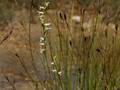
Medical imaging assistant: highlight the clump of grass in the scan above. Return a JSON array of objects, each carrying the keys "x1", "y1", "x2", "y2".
[
  {"x1": 1, "y1": 0, "x2": 120, "y2": 90},
  {"x1": 38, "y1": 0, "x2": 120, "y2": 90}
]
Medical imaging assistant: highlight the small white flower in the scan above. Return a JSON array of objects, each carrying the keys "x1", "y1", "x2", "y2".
[
  {"x1": 45, "y1": 27, "x2": 52, "y2": 31},
  {"x1": 51, "y1": 62, "x2": 54, "y2": 65},
  {"x1": 39, "y1": 6, "x2": 46, "y2": 10},
  {"x1": 45, "y1": 2, "x2": 50, "y2": 7},
  {"x1": 39, "y1": 15, "x2": 44, "y2": 18},
  {"x1": 44, "y1": 23, "x2": 51, "y2": 26},
  {"x1": 71, "y1": 15, "x2": 81, "y2": 22},
  {"x1": 40, "y1": 37, "x2": 44, "y2": 41},
  {"x1": 52, "y1": 69, "x2": 57, "y2": 72},
  {"x1": 40, "y1": 48, "x2": 45, "y2": 54},
  {"x1": 40, "y1": 42, "x2": 45, "y2": 46},
  {"x1": 39, "y1": 15, "x2": 45, "y2": 23},
  {"x1": 58, "y1": 71, "x2": 62, "y2": 76},
  {"x1": 37, "y1": 11, "x2": 44, "y2": 15}
]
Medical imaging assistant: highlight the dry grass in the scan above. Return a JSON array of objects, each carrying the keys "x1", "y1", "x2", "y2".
[{"x1": 0, "y1": 0, "x2": 120, "y2": 90}]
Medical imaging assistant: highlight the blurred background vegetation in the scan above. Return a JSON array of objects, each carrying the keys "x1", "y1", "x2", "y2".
[{"x1": 0, "y1": 0, "x2": 120, "y2": 26}]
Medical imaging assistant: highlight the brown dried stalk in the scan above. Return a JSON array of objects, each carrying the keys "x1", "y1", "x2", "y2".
[{"x1": 0, "y1": 30, "x2": 13, "y2": 45}]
